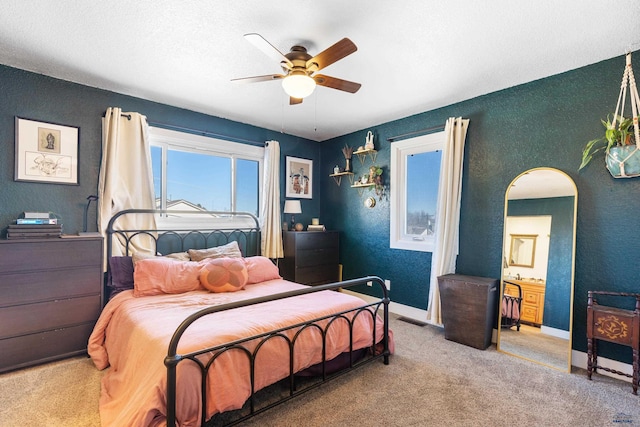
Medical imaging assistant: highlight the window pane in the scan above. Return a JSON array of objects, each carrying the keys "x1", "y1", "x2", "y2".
[
  {"x1": 406, "y1": 151, "x2": 441, "y2": 237},
  {"x1": 236, "y1": 159, "x2": 259, "y2": 216},
  {"x1": 151, "y1": 146, "x2": 162, "y2": 206},
  {"x1": 166, "y1": 149, "x2": 231, "y2": 211}
]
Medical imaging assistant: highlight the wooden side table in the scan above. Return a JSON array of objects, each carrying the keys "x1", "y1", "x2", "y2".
[{"x1": 586, "y1": 291, "x2": 640, "y2": 395}]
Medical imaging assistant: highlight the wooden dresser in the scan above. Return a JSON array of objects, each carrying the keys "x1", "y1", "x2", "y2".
[
  {"x1": 0, "y1": 236, "x2": 103, "y2": 373},
  {"x1": 505, "y1": 279, "x2": 546, "y2": 326},
  {"x1": 280, "y1": 231, "x2": 339, "y2": 286}
]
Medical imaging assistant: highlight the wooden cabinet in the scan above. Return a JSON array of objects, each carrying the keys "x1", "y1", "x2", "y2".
[
  {"x1": 506, "y1": 279, "x2": 545, "y2": 326},
  {"x1": 0, "y1": 237, "x2": 103, "y2": 373},
  {"x1": 280, "y1": 231, "x2": 339, "y2": 286}
]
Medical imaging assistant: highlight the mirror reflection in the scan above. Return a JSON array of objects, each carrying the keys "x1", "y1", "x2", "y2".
[
  {"x1": 497, "y1": 168, "x2": 577, "y2": 372},
  {"x1": 509, "y1": 234, "x2": 537, "y2": 267}
]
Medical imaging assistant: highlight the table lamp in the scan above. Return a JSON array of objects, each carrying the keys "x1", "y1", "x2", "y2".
[{"x1": 283, "y1": 200, "x2": 302, "y2": 231}]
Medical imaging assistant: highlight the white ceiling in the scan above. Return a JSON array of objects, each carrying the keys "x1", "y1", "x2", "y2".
[{"x1": 1, "y1": 1, "x2": 639, "y2": 142}]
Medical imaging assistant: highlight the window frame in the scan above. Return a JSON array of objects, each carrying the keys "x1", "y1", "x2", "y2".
[
  {"x1": 389, "y1": 131, "x2": 445, "y2": 252},
  {"x1": 148, "y1": 126, "x2": 264, "y2": 227}
]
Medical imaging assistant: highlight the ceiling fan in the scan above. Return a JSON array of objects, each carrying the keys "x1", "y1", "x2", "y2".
[{"x1": 232, "y1": 33, "x2": 361, "y2": 105}]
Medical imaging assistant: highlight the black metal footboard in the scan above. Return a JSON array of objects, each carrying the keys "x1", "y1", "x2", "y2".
[{"x1": 164, "y1": 277, "x2": 391, "y2": 427}]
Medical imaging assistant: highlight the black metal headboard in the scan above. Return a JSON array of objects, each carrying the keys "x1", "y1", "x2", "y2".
[{"x1": 105, "y1": 209, "x2": 261, "y2": 259}]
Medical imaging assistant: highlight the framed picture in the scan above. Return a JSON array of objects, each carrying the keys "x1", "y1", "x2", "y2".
[
  {"x1": 285, "y1": 156, "x2": 312, "y2": 199},
  {"x1": 14, "y1": 117, "x2": 79, "y2": 185}
]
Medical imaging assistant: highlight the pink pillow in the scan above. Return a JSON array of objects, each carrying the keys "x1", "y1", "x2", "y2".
[
  {"x1": 199, "y1": 257, "x2": 248, "y2": 293},
  {"x1": 133, "y1": 257, "x2": 202, "y2": 297},
  {"x1": 244, "y1": 256, "x2": 282, "y2": 284}
]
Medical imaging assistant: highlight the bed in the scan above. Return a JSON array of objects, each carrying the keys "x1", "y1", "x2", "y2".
[
  {"x1": 501, "y1": 280, "x2": 522, "y2": 331},
  {"x1": 88, "y1": 209, "x2": 393, "y2": 427}
]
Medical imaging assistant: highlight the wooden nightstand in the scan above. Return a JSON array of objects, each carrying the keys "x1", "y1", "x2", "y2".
[
  {"x1": 280, "y1": 231, "x2": 339, "y2": 286},
  {"x1": 0, "y1": 236, "x2": 103, "y2": 372},
  {"x1": 587, "y1": 290, "x2": 640, "y2": 395}
]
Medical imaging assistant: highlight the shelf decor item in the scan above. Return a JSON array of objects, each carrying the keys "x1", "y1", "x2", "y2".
[
  {"x1": 580, "y1": 53, "x2": 640, "y2": 178},
  {"x1": 364, "y1": 130, "x2": 374, "y2": 150},
  {"x1": 341, "y1": 144, "x2": 353, "y2": 172},
  {"x1": 14, "y1": 117, "x2": 80, "y2": 185}
]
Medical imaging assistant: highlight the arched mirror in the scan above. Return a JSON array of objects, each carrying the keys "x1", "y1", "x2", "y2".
[{"x1": 497, "y1": 167, "x2": 577, "y2": 372}]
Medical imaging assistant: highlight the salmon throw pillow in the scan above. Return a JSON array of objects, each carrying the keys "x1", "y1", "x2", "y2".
[{"x1": 199, "y1": 257, "x2": 248, "y2": 293}]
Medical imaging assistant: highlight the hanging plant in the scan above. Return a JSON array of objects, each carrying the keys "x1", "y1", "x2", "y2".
[
  {"x1": 579, "y1": 114, "x2": 635, "y2": 170},
  {"x1": 579, "y1": 52, "x2": 640, "y2": 178}
]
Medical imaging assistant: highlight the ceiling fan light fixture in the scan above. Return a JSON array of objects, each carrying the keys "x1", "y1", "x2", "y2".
[{"x1": 282, "y1": 72, "x2": 316, "y2": 99}]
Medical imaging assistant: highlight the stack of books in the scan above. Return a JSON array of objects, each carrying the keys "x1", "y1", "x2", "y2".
[
  {"x1": 7, "y1": 223, "x2": 63, "y2": 239},
  {"x1": 307, "y1": 224, "x2": 326, "y2": 232},
  {"x1": 8, "y1": 214, "x2": 62, "y2": 239}
]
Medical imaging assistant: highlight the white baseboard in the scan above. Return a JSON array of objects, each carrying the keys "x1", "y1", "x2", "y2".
[
  {"x1": 572, "y1": 350, "x2": 633, "y2": 383},
  {"x1": 342, "y1": 290, "x2": 633, "y2": 383},
  {"x1": 340, "y1": 289, "x2": 436, "y2": 326},
  {"x1": 540, "y1": 325, "x2": 570, "y2": 340}
]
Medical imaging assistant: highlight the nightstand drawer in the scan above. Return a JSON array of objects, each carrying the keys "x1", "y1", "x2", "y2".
[
  {"x1": 296, "y1": 265, "x2": 340, "y2": 285},
  {"x1": 292, "y1": 232, "x2": 338, "y2": 250},
  {"x1": 296, "y1": 248, "x2": 339, "y2": 267}
]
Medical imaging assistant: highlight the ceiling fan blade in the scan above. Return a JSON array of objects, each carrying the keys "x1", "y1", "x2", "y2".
[
  {"x1": 231, "y1": 74, "x2": 285, "y2": 84},
  {"x1": 307, "y1": 38, "x2": 357, "y2": 71},
  {"x1": 290, "y1": 97, "x2": 303, "y2": 105},
  {"x1": 244, "y1": 33, "x2": 293, "y2": 69},
  {"x1": 314, "y1": 74, "x2": 361, "y2": 93}
]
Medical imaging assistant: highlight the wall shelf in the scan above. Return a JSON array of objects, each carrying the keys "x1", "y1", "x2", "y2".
[
  {"x1": 350, "y1": 182, "x2": 375, "y2": 196},
  {"x1": 329, "y1": 172, "x2": 354, "y2": 186},
  {"x1": 353, "y1": 148, "x2": 377, "y2": 165}
]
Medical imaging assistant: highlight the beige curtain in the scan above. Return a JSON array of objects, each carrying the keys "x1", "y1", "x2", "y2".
[
  {"x1": 426, "y1": 117, "x2": 469, "y2": 325},
  {"x1": 260, "y1": 140, "x2": 284, "y2": 258},
  {"x1": 98, "y1": 107, "x2": 156, "y2": 259}
]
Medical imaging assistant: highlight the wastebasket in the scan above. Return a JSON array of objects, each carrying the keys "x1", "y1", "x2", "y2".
[{"x1": 437, "y1": 274, "x2": 499, "y2": 350}]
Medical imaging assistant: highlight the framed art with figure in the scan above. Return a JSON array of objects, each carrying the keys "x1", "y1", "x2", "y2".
[
  {"x1": 14, "y1": 117, "x2": 79, "y2": 185},
  {"x1": 285, "y1": 156, "x2": 312, "y2": 199}
]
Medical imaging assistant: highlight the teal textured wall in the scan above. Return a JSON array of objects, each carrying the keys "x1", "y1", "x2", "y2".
[{"x1": 320, "y1": 51, "x2": 640, "y2": 364}]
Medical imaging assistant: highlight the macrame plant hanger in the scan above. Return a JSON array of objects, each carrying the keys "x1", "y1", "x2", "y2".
[{"x1": 606, "y1": 52, "x2": 640, "y2": 178}]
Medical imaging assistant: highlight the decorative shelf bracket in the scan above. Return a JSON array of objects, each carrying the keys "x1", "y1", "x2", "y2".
[
  {"x1": 354, "y1": 149, "x2": 377, "y2": 165},
  {"x1": 350, "y1": 183, "x2": 375, "y2": 196},
  {"x1": 329, "y1": 172, "x2": 354, "y2": 186}
]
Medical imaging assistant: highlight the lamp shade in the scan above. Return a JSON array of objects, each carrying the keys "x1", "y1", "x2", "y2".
[
  {"x1": 283, "y1": 199, "x2": 302, "y2": 214},
  {"x1": 282, "y1": 72, "x2": 316, "y2": 99}
]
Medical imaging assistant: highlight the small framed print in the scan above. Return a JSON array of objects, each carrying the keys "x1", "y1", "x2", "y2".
[
  {"x1": 285, "y1": 156, "x2": 312, "y2": 199},
  {"x1": 14, "y1": 117, "x2": 79, "y2": 185}
]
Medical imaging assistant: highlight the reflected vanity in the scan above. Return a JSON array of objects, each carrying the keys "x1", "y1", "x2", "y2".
[{"x1": 497, "y1": 168, "x2": 577, "y2": 372}]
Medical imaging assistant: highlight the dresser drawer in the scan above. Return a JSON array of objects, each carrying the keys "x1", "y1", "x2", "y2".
[
  {"x1": 0, "y1": 238, "x2": 102, "y2": 273},
  {"x1": 296, "y1": 265, "x2": 340, "y2": 285},
  {"x1": 0, "y1": 294, "x2": 101, "y2": 340},
  {"x1": 0, "y1": 323, "x2": 95, "y2": 373},
  {"x1": 0, "y1": 267, "x2": 101, "y2": 307},
  {"x1": 292, "y1": 232, "x2": 338, "y2": 250},
  {"x1": 296, "y1": 248, "x2": 339, "y2": 267}
]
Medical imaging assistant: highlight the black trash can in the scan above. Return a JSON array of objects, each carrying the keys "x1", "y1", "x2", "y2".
[{"x1": 437, "y1": 274, "x2": 499, "y2": 350}]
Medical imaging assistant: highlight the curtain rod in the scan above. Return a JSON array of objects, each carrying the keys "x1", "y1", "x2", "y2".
[
  {"x1": 386, "y1": 124, "x2": 448, "y2": 142},
  {"x1": 113, "y1": 113, "x2": 264, "y2": 146},
  {"x1": 146, "y1": 121, "x2": 265, "y2": 147}
]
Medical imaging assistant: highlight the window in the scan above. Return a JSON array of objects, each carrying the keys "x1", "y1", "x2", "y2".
[
  {"x1": 390, "y1": 131, "x2": 444, "y2": 252},
  {"x1": 149, "y1": 127, "x2": 263, "y2": 219}
]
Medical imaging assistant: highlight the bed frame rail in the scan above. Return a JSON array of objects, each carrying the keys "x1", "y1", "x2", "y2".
[
  {"x1": 105, "y1": 208, "x2": 261, "y2": 259},
  {"x1": 164, "y1": 276, "x2": 391, "y2": 427}
]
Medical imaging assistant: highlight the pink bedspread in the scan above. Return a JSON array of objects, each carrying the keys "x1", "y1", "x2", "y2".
[{"x1": 88, "y1": 279, "x2": 393, "y2": 427}]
